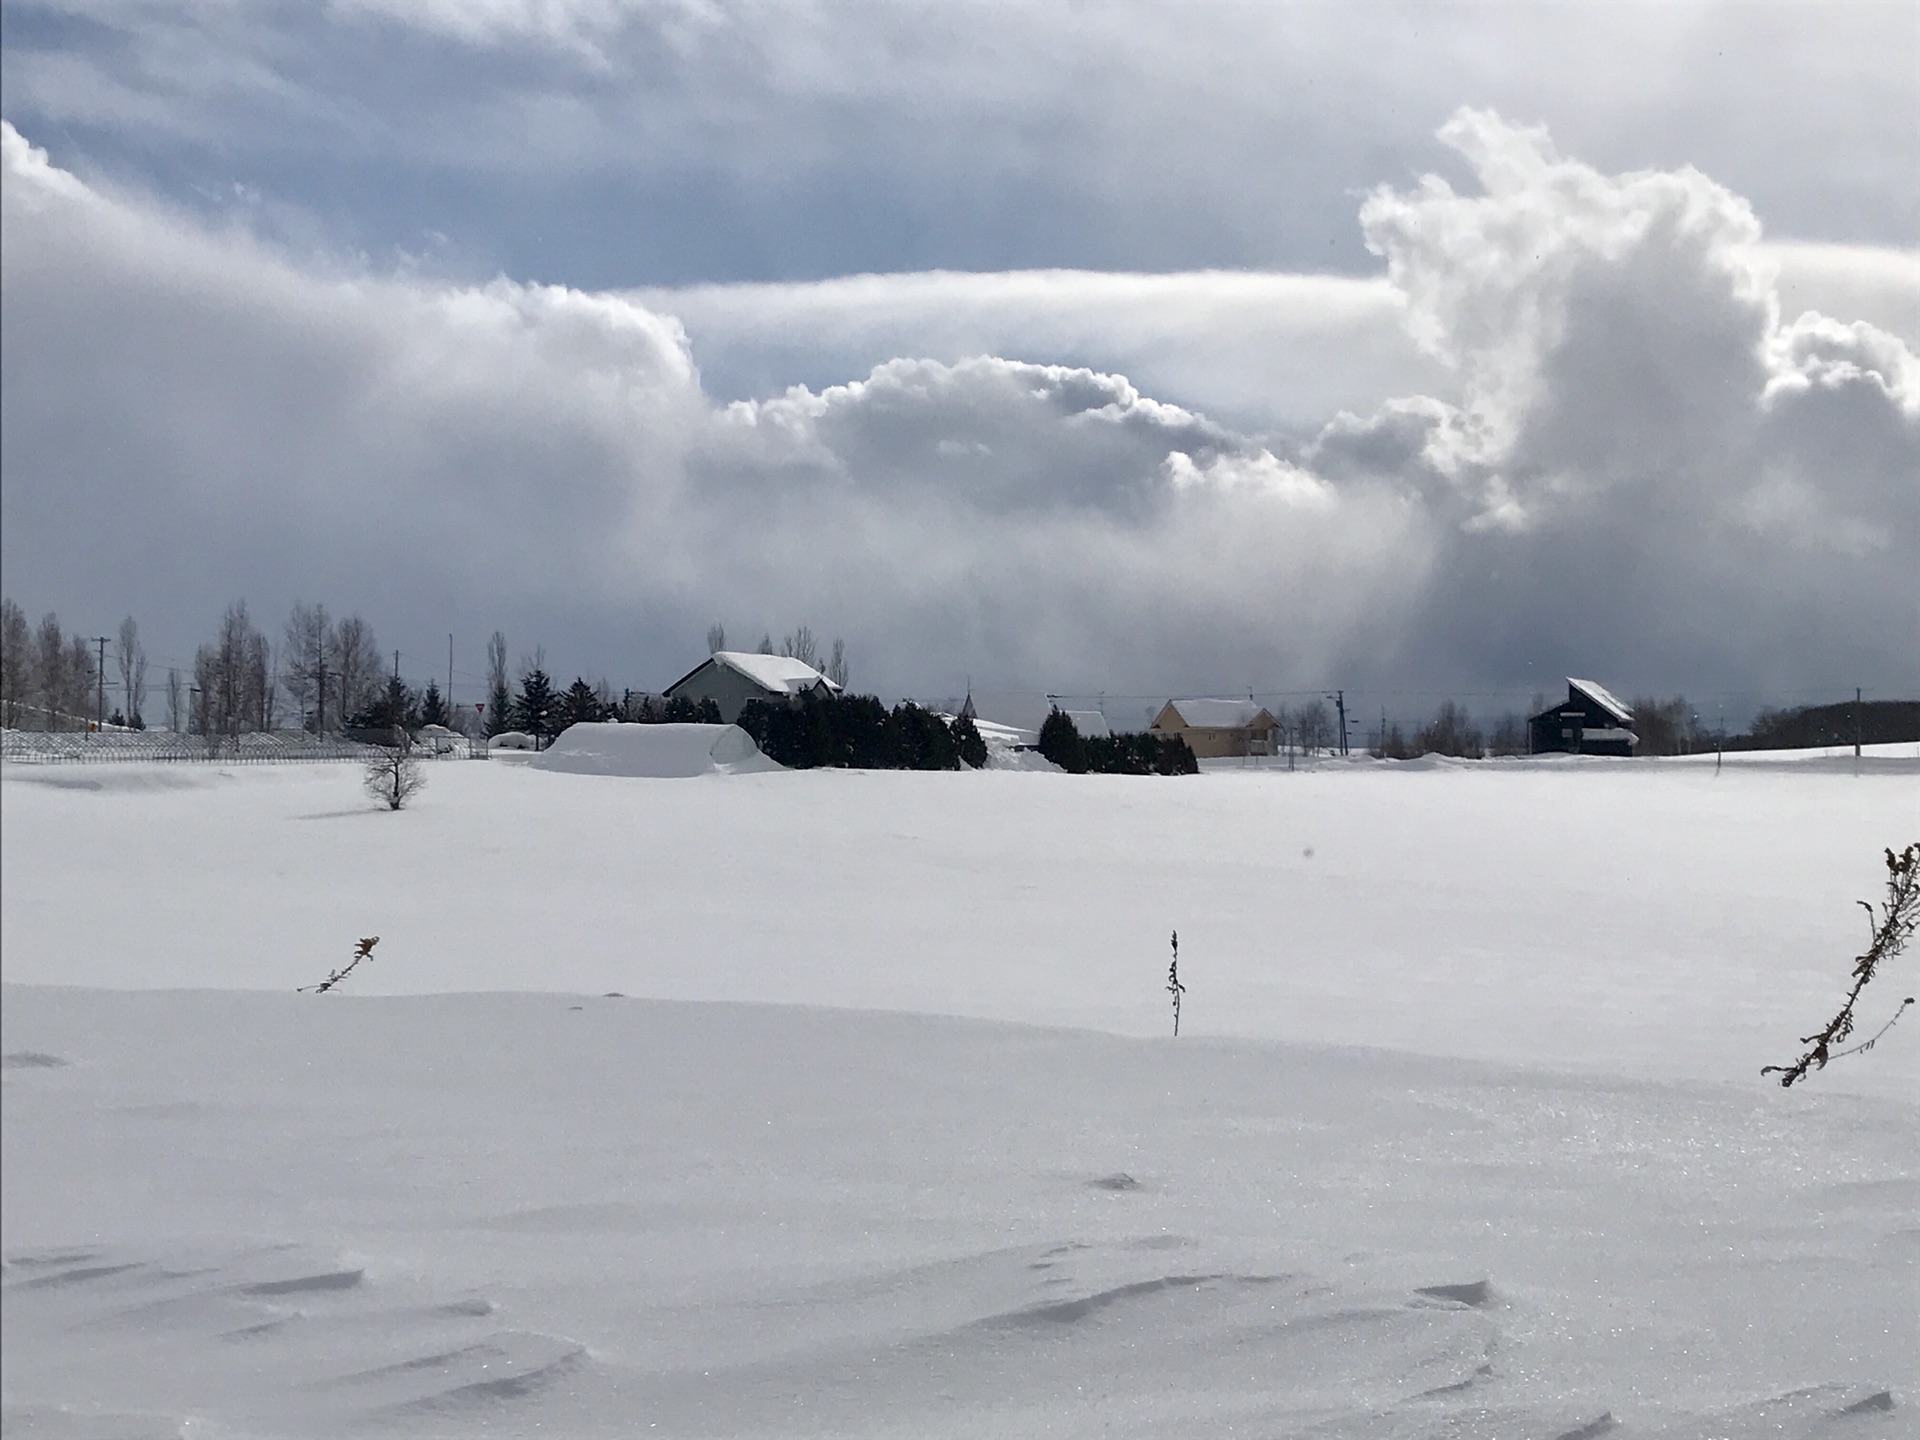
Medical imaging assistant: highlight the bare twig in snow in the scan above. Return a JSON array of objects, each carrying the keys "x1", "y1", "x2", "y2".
[
  {"x1": 1762, "y1": 844, "x2": 1918, "y2": 1086},
  {"x1": 300, "y1": 936, "x2": 379, "y2": 993}
]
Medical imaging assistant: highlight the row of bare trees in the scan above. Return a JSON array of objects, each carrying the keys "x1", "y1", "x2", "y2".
[
  {"x1": 0, "y1": 600, "x2": 149, "y2": 732},
  {"x1": 278, "y1": 601, "x2": 382, "y2": 733},
  {"x1": 0, "y1": 596, "x2": 387, "y2": 737},
  {"x1": 1371, "y1": 700, "x2": 1507, "y2": 760},
  {"x1": 195, "y1": 599, "x2": 384, "y2": 736}
]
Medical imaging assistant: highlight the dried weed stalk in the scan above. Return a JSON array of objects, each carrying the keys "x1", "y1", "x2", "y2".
[
  {"x1": 1763, "y1": 844, "x2": 1918, "y2": 1086},
  {"x1": 300, "y1": 936, "x2": 380, "y2": 994}
]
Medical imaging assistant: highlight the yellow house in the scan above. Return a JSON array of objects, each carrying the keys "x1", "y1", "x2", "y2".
[{"x1": 1149, "y1": 698, "x2": 1280, "y2": 758}]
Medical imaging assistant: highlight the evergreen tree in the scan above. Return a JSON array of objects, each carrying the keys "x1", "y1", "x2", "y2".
[
  {"x1": 352, "y1": 673, "x2": 420, "y2": 734},
  {"x1": 890, "y1": 702, "x2": 959, "y2": 769},
  {"x1": 951, "y1": 713, "x2": 988, "y2": 769},
  {"x1": 1038, "y1": 708, "x2": 1088, "y2": 773},
  {"x1": 561, "y1": 676, "x2": 606, "y2": 729},
  {"x1": 419, "y1": 679, "x2": 449, "y2": 727},
  {"x1": 512, "y1": 667, "x2": 560, "y2": 741}
]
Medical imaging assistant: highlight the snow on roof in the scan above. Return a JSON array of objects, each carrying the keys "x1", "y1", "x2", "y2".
[
  {"x1": 710, "y1": 651, "x2": 843, "y2": 696},
  {"x1": 1161, "y1": 698, "x2": 1276, "y2": 731},
  {"x1": 1062, "y1": 710, "x2": 1111, "y2": 739},
  {"x1": 1567, "y1": 678, "x2": 1633, "y2": 725},
  {"x1": 971, "y1": 719, "x2": 1035, "y2": 747}
]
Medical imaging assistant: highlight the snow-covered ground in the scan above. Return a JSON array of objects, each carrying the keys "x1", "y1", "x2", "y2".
[{"x1": 3, "y1": 750, "x2": 1916, "y2": 1436}]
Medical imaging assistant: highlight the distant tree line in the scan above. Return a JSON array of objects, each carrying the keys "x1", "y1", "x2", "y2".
[
  {"x1": 1731, "y1": 699, "x2": 1918, "y2": 751},
  {"x1": 13, "y1": 595, "x2": 1912, "y2": 761},
  {"x1": 1038, "y1": 709, "x2": 1199, "y2": 775},
  {"x1": 1364, "y1": 693, "x2": 1919, "y2": 760},
  {"x1": 1369, "y1": 700, "x2": 1506, "y2": 760}
]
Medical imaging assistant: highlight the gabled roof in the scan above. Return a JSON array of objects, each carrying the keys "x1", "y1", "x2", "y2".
[
  {"x1": 1156, "y1": 698, "x2": 1278, "y2": 731},
  {"x1": 1566, "y1": 677, "x2": 1632, "y2": 725},
  {"x1": 1061, "y1": 709, "x2": 1111, "y2": 739},
  {"x1": 665, "y1": 650, "x2": 844, "y2": 699}
]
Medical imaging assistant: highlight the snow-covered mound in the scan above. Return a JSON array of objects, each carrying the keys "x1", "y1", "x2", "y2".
[{"x1": 529, "y1": 722, "x2": 780, "y2": 777}]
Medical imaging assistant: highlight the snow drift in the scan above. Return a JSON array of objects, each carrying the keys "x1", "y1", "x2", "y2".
[
  {"x1": 3, "y1": 988, "x2": 1912, "y2": 1438},
  {"x1": 529, "y1": 722, "x2": 780, "y2": 778}
]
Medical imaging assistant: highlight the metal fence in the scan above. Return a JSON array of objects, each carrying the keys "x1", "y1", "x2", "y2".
[{"x1": 0, "y1": 729, "x2": 476, "y2": 765}]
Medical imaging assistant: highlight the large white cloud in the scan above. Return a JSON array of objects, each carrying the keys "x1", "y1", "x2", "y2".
[
  {"x1": 631, "y1": 269, "x2": 1453, "y2": 433},
  {"x1": 635, "y1": 245, "x2": 1917, "y2": 440},
  {"x1": 2, "y1": 114, "x2": 1914, "y2": 716}
]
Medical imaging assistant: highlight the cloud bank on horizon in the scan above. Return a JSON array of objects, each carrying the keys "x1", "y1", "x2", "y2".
[{"x1": 1, "y1": 109, "x2": 1915, "y2": 709}]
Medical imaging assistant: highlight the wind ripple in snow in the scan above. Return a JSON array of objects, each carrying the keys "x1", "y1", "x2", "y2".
[{"x1": 0, "y1": 1241, "x2": 569, "y2": 1436}]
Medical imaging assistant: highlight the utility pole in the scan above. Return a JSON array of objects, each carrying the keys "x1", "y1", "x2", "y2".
[
  {"x1": 315, "y1": 659, "x2": 328, "y2": 733},
  {"x1": 1855, "y1": 687, "x2": 1863, "y2": 759},
  {"x1": 93, "y1": 641, "x2": 108, "y2": 733},
  {"x1": 1329, "y1": 689, "x2": 1349, "y2": 756},
  {"x1": 448, "y1": 635, "x2": 455, "y2": 719}
]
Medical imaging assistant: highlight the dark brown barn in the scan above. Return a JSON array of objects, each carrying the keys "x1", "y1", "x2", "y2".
[{"x1": 1528, "y1": 678, "x2": 1636, "y2": 756}]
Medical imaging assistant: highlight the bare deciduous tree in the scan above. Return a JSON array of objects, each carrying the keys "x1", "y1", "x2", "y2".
[
  {"x1": 1415, "y1": 700, "x2": 1484, "y2": 758},
  {"x1": 0, "y1": 599, "x2": 31, "y2": 729},
  {"x1": 706, "y1": 621, "x2": 726, "y2": 654},
  {"x1": 194, "y1": 601, "x2": 271, "y2": 737},
  {"x1": 34, "y1": 613, "x2": 66, "y2": 729},
  {"x1": 782, "y1": 625, "x2": 820, "y2": 669},
  {"x1": 515, "y1": 644, "x2": 547, "y2": 719},
  {"x1": 63, "y1": 634, "x2": 97, "y2": 728},
  {"x1": 281, "y1": 601, "x2": 331, "y2": 730},
  {"x1": 485, "y1": 630, "x2": 510, "y2": 736},
  {"x1": 250, "y1": 633, "x2": 276, "y2": 731},
  {"x1": 364, "y1": 731, "x2": 426, "y2": 810},
  {"x1": 826, "y1": 637, "x2": 848, "y2": 688},
  {"x1": 1297, "y1": 698, "x2": 1332, "y2": 754},
  {"x1": 165, "y1": 667, "x2": 184, "y2": 733},
  {"x1": 116, "y1": 615, "x2": 147, "y2": 728},
  {"x1": 331, "y1": 615, "x2": 380, "y2": 723},
  {"x1": 1488, "y1": 713, "x2": 1527, "y2": 756}
]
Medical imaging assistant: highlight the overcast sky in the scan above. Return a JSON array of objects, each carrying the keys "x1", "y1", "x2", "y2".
[{"x1": 3, "y1": 1, "x2": 1916, "y2": 720}]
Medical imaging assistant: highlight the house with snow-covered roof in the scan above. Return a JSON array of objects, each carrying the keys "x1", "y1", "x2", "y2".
[
  {"x1": 663, "y1": 651, "x2": 844, "y2": 724},
  {"x1": 1527, "y1": 678, "x2": 1637, "y2": 757},
  {"x1": 1148, "y1": 698, "x2": 1279, "y2": 759}
]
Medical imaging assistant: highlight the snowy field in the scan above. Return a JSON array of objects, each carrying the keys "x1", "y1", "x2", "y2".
[{"x1": 3, "y1": 747, "x2": 1917, "y2": 1436}]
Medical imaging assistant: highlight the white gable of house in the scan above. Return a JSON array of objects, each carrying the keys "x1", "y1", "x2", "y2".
[
  {"x1": 712, "y1": 651, "x2": 843, "y2": 696},
  {"x1": 1165, "y1": 698, "x2": 1274, "y2": 730}
]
